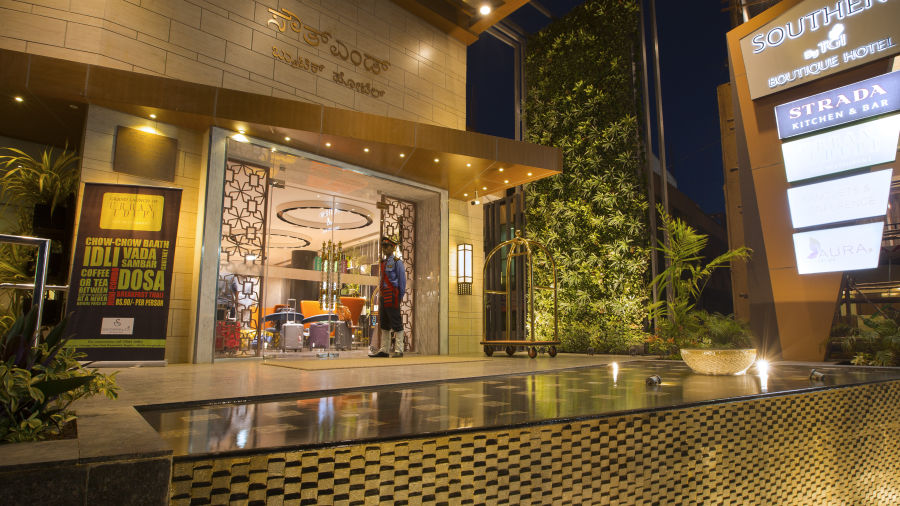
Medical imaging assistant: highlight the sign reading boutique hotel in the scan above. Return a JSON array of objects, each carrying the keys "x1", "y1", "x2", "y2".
[
  {"x1": 740, "y1": 0, "x2": 900, "y2": 100},
  {"x1": 67, "y1": 183, "x2": 181, "y2": 361}
]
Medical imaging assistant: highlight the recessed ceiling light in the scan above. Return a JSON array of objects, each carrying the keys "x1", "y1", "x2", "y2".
[
  {"x1": 504, "y1": 180, "x2": 509, "y2": 184},
  {"x1": 482, "y1": 186, "x2": 487, "y2": 190},
  {"x1": 479, "y1": 4, "x2": 492, "y2": 15},
  {"x1": 434, "y1": 158, "x2": 439, "y2": 163},
  {"x1": 285, "y1": 136, "x2": 291, "y2": 141},
  {"x1": 466, "y1": 163, "x2": 471, "y2": 167},
  {"x1": 364, "y1": 147, "x2": 370, "y2": 153},
  {"x1": 463, "y1": 193, "x2": 468, "y2": 197},
  {"x1": 238, "y1": 127, "x2": 246, "y2": 134},
  {"x1": 68, "y1": 104, "x2": 78, "y2": 109},
  {"x1": 271, "y1": 147, "x2": 276, "y2": 152},
  {"x1": 149, "y1": 113, "x2": 157, "y2": 119},
  {"x1": 498, "y1": 167, "x2": 504, "y2": 172},
  {"x1": 325, "y1": 142, "x2": 332, "y2": 147},
  {"x1": 527, "y1": 172, "x2": 533, "y2": 176},
  {"x1": 13, "y1": 96, "x2": 23, "y2": 103},
  {"x1": 400, "y1": 153, "x2": 405, "y2": 158}
]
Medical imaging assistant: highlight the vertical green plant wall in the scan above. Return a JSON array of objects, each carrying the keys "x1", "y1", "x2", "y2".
[{"x1": 524, "y1": 0, "x2": 649, "y2": 353}]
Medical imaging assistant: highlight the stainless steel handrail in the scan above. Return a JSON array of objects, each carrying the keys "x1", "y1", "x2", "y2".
[
  {"x1": 0, "y1": 234, "x2": 51, "y2": 343},
  {"x1": 0, "y1": 283, "x2": 68, "y2": 292}
]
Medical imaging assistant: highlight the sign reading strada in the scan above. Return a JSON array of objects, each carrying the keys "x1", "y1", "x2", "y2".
[
  {"x1": 775, "y1": 70, "x2": 900, "y2": 138},
  {"x1": 740, "y1": 0, "x2": 900, "y2": 100}
]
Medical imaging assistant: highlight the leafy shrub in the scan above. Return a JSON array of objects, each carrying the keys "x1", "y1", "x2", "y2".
[
  {"x1": 0, "y1": 309, "x2": 118, "y2": 443},
  {"x1": 831, "y1": 307, "x2": 900, "y2": 367},
  {"x1": 524, "y1": 0, "x2": 649, "y2": 353}
]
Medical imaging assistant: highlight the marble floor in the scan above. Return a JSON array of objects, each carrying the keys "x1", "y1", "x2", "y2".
[{"x1": 138, "y1": 361, "x2": 900, "y2": 457}]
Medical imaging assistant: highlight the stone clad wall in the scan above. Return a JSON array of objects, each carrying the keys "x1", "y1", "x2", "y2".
[
  {"x1": 0, "y1": 0, "x2": 466, "y2": 129},
  {"x1": 448, "y1": 199, "x2": 483, "y2": 355}
]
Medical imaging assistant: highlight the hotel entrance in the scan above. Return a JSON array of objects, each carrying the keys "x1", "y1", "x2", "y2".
[{"x1": 212, "y1": 134, "x2": 440, "y2": 360}]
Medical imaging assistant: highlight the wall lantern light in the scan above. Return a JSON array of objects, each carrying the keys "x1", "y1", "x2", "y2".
[{"x1": 457, "y1": 243, "x2": 473, "y2": 295}]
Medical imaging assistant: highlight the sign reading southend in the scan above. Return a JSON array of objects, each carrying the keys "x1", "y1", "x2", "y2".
[
  {"x1": 775, "y1": 70, "x2": 900, "y2": 138},
  {"x1": 793, "y1": 222, "x2": 883, "y2": 274},
  {"x1": 740, "y1": 0, "x2": 900, "y2": 100}
]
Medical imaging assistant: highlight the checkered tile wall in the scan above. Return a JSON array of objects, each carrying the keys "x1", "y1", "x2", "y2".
[{"x1": 172, "y1": 381, "x2": 900, "y2": 504}]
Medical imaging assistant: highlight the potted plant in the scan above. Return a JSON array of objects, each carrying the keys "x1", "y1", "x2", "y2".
[
  {"x1": 648, "y1": 206, "x2": 754, "y2": 375},
  {"x1": 0, "y1": 308, "x2": 118, "y2": 443}
]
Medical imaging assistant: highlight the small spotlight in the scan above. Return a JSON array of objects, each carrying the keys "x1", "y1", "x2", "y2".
[
  {"x1": 13, "y1": 96, "x2": 23, "y2": 103},
  {"x1": 527, "y1": 172, "x2": 533, "y2": 176},
  {"x1": 400, "y1": 153, "x2": 405, "y2": 158},
  {"x1": 238, "y1": 127, "x2": 246, "y2": 134},
  {"x1": 482, "y1": 186, "x2": 487, "y2": 190},
  {"x1": 646, "y1": 375, "x2": 662, "y2": 386},
  {"x1": 466, "y1": 163, "x2": 471, "y2": 167},
  {"x1": 498, "y1": 167, "x2": 504, "y2": 172},
  {"x1": 149, "y1": 113, "x2": 157, "y2": 119},
  {"x1": 463, "y1": 193, "x2": 468, "y2": 197},
  {"x1": 809, "y1": 369, "x2": 825, "y2": 382},
  {"x1": 755, "y1": 359, "x2": 769, "y2": 374},
  {"x1": 285, "y1": 136, "x2": 291, "y2": 141},
  {"x1": 434, "y1": 158, "x2": 440, "y2": 163},
  {"x1": 325, "y1": 142, "x2": 332, "y2": 147},
  {"x1": 270, "y1": 147, "x2": 276, "y2": 152},
  {"x1": 363, "y1": 147, "x2": 370, "y2": 153},
  {"x1": 504, "y1": 180, "x2": 509, "y2": 184},
  {"x1": 473, "y1": 200, "x2": 480, "y2": 205},
  {"x1": 479, "y1": 4, "x2": 492, "y2": 15}
]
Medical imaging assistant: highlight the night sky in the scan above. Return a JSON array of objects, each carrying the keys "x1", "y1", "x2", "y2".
[{"x1": 467, "y1": 0, "x2": 733, "y2": 216}]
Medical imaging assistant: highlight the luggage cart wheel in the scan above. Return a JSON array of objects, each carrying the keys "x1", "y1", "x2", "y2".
[
  {"x1": 484, "y1": 345, "x2": 494, "y2": 357},
  {"x1": 505, "y1": 346, "x2": 516, "y2": 356},
  {"x1": 528, "y1": 347, "x2": 537, "y2": 359},
  {"x1": 548, "y1": 345, "x2": 557, "y2": 357}
]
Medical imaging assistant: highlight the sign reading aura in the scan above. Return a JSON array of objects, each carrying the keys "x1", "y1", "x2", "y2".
[
  {"x1": 66, "y1": 183, "x2": 181, "y2": 361},
  {"x1": 740, "y1": 0, "x2": 900, "y2": 100}
]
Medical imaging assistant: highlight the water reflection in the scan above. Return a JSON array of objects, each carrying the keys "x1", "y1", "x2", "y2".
[{"x1": 140, "y1": 362, "x2": 900, "y2": 457}]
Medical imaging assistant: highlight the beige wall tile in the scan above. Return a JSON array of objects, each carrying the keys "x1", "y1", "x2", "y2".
[
  {"x1": 142, "y1": 0, "x2": 201, "y2": 28},
  {"x1": 200, "y1": 8, "x2": 252, "y2": 49},
  {"x1": 32, "y1": 5, "x2": 104, "y2": 26},
  {"x1": 198, "y1": 53, "x2": 249, "y2": 79},
  {"x1": 166, "y1": 51, "x2": 222, "y2": 87},
  {"x1": 317, "y1": 77, "x2": 355, "y2": 109},
  {"x1": 104, "y1": 0, "x2": 170, "y2": 41},
  {"x1": 0, "y1": 1, "x2": 35, "y2": 14},
  {"x1": 225, "y1": 41, "x2": 274, "y2": 79},
  {"x1": 403, "y1": 93, "x2": 432, "y2": 121},
  {"x1": 0, "y1": 35, "x2": 27, "y2": 52},
  {"x1": 204, "y1": 0, "x2": 253, "y2": 20},
  {"x1": 70, "y1": 0, "x2": 104, "y2": 17},
  {"x1": 170, "y1": 20, "x2": 225, "y2": 60},
  {"x1": 223, "y1": 71, "x2": 272, "y2": 96},
  {"x1": 30, "y1": 0, "x2": 68, "y2": 10},
  {"x1": 272, "y1": 58, "x2": 317, "y2": 94},
  {"x1": 1, "y1": 8, "x2": 67, "y2": 46}
]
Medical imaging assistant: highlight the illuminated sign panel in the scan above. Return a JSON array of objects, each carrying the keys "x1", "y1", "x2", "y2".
[
  {"x1": 740, "y1": 0, "x2": 900, "y2": 100},
  {"x1": 793, "y1": 222, "x2": 883, "y2": 274},
  {"x1": 774, "y1": 70, "x2": 900, "y2": 139},
  {"x1": 781, "y1": 113, "x2": 900, "y2": 182},
  {"x1": 787, "y1": 169, "x2": 892, "y2": 228}
]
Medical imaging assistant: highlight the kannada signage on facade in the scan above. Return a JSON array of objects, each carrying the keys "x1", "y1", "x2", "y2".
[
  {"x1": 781, "y1": 113, "x2": 900, "y2": 181},
  {"x1": 740, "y1": 0, "x2": 900, "y2": 100},
  {"x1": 66, "y1": 183, "x2": 181, "y2": 361},
  {"x1": 787, "y1": 169, "x2": 892, "y2": 228},
  {"x1": 792, "y1": 221, "x2": 884, "y2": 274},
  {"x1": 775, "y1": 70, "x2": 900, "y2": 138}
]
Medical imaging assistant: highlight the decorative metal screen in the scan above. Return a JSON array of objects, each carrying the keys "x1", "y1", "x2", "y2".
[
  {"x1": 219, "y1": 160, "x2": 268, "y2": 348},
  {"x1": 380, "y1": 196, "x2": 415, "y2": 352}
]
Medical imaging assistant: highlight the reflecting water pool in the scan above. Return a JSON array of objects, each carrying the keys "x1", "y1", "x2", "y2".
[{"x1": 139, "y1": 361, "x2": 900, "y2": 457}]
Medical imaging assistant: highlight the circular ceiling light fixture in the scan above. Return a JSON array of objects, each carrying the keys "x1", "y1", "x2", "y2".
[
  {"x1": 267, "y1": 229, "x2": 312, "y2": 248},
  {"x1": 479, "y1": 4, "x2": 492, "y2": 15},
  {"x1": 276, "y1": 200, "x2": 374, "y2": 230}
]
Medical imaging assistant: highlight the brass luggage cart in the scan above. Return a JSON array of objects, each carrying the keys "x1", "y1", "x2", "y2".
[{"x1": 481, "y1": 231, "x2": 559, "y2": 358}]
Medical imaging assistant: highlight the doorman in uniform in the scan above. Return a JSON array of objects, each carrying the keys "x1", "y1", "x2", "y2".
[{"x1": 370, "y1": 236, "x2": 406, "y2": 358}]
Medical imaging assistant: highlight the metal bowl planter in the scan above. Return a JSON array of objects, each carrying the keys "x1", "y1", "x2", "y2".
[{"x1": 680, "y1": 348, "x2": 757, "y2": 375}]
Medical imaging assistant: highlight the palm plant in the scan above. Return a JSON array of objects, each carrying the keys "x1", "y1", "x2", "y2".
[
  {"x1": 0, "y1": 146, "x2": 80, "y2": 216},
  {"x1": 649, "y1": 205, "x2": 751, "y2": 349}
]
